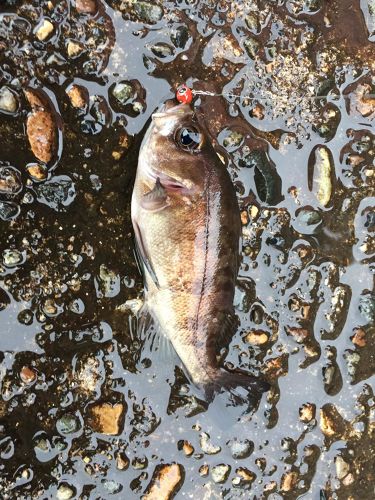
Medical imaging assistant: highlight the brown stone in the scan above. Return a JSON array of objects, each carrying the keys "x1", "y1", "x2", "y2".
[
  {"x1": 236, "y1": 467, "x2": 255, "y2": 482},
  {"x1": 240, "y1": 210, "x2": 249, "y2": 225},
  {"x1": 87, "y1": 402, "x2": 125, "y2": 435},
  {"x1": 25, "y1": 89, "x2": 58, "y2": 164},
  {"x1": 144, "y1": 463, "x2": 183, "y2": 500},
  {"x1": 280, "y1": 471, "x2": 298, "y2": 492},
  {"x1": 26, "y1": 163, "x2": 48, "y2": 182},
  {"x1": 75, "y1": 0, "x2": 98, "y2": 15},
  {"x1": 351, "y1": 328, "x2": 366, "y2": 347},
  {"x1": 285, "y1": 326, "x2": 309, "y2": 343},
  {"x1": 20, "y1": 366, "x2": 37, "y2": 384},
  {"x1": 320, "y1": 404, "x2": 349, "y2": 439},
  {"x1": 181, "y1": 441, "x2": 194, "y2": 457},
  {"x1": 350, "y1": 83, "x2": 375, "y2": 118},
  {"x1": 299, "y1": 403, "x2": 316, "y2": 423},
  {"x1": 244, "y1": 329, "x2": 269, "y2": 345},
  {"x1": 66, "y1": 84, "x2": 88, "y2": 109}
]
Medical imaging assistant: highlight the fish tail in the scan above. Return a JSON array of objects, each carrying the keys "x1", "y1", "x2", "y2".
[{"x1": 202, "y1": 369, "x2": 270, "y2": 402}]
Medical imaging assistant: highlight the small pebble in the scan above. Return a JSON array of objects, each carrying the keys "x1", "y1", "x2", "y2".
[
  {"x1": 299, "y1": 403, "x2": 316, "y2": 423},
  {"x1": 200, "y1": 432, "x2": 221, "y2": 454},
  {"x1": 211, "y1": 464, "x2": 231, "y2": 483},
  {"x1": 35, "y1": 19, "x2": 54, "y2": 41},
  {"x1": 56, "y1": 483, "x2": 76, "y2": 500},
  {"x1": 0, "y1": 87, "x2": 18, "y2": 113},
  {"x1": 20, "y1": 366, "x2": 37, "y2": 384},
  {"x1": 3, "y1": 249, "x2": 23, "y2": 267},
  {"x1": 335, "y1": 456, "x2": 349, "y2": 480}
]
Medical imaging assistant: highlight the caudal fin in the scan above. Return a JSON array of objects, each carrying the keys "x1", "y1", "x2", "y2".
[{"x1": 201, "y1": 368, "x2": 270, "y2": 402}]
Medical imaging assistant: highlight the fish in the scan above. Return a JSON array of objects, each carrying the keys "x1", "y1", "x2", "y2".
[{"x1": 131, "y1": 99, "x2": 269, "y2": 400}]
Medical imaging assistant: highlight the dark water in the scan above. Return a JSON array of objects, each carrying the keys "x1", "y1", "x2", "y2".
[{"x1": 0, "y1": 1, "x2": 374, "y2": 498}]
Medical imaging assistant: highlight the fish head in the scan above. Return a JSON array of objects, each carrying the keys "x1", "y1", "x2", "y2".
[{"x1": 138, "y1": 99, "x2": 217, "y2": 196}]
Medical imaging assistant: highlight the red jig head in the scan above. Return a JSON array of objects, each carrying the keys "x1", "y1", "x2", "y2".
[{"x1": 176, "y1": 84, "x2": 193, "y2": 104}]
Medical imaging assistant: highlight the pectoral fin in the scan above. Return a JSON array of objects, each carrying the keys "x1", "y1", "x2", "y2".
[
  {"x1": 141, "y1": 178, "x2": 169, "y2": 212},
  {"x1": 133, "y1": 219, "x2": 160, "y2": 289}
]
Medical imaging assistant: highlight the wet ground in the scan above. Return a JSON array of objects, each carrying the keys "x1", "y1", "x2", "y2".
[{"x1": 0, "y1": 0, "x2": 374, "y2": 498}]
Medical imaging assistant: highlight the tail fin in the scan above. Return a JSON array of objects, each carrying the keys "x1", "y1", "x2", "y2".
[{"x1": 201, "y1": 368, "x2": 270, "y2": 403}]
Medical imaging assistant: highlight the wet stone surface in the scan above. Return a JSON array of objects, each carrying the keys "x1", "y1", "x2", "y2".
[{"x1": 0, "y1": 0, "x2": 374, "y2": 498}]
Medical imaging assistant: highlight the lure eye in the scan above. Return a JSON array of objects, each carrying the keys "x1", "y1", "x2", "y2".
[{"x1": 176, "y1": 126, "x2": 202, "y2": 151}]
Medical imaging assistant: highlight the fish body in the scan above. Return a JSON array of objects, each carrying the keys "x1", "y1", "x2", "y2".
[{"x1": 131, "y1": 100, "x2": 268, "y2": 398}]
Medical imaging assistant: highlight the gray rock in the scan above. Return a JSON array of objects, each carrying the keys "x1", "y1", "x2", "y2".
[
  {"x1": 33, "y1": 175, "x2": 76, "y2": 211},
  {"x1": 134, "y1": 2, "x2": 163, "y2": 24},
  {"x1": 0, "y1": 201, "x2": 20, "y2": 220},
  {"x1": 0, "y1": 166, "x2": 22, "y2": 195},
  {"x1": 112, "y1": 82, "x2": 133, "y2": 105},
  {"x1": 212, "y1": 464, "x2": 231, "y2": 483},
  {"x1": 56, "y1": 483, "x2": 76, "y2": 500},
  {"x1": 0, "y1": 87, "x2": 18, "y2": 113},
  {"x1": 56, "y1": 413, "x2": 81, "y2": 435},
  {"x1": 3, "y1": 249, "x2": 24, "y2": 268}
]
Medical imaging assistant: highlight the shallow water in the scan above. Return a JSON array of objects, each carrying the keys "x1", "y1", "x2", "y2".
[{"x1": 0, "y1": 0, "x2": 374, "y2": 498}]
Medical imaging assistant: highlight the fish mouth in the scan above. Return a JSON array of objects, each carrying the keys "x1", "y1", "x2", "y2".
[{"x1": 147, "y1": 167, "x2": 191, "y2": 193}]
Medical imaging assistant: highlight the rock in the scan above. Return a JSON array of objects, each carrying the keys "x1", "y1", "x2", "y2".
[
  {"x1": 56, "y1": 483, "x2": 76, "y2": 500},
  {"x1": 235, "y1": 467, "x2": 255, "y2": 483},
  {"x1": 280, "y1": 471, "x2": 298, "y2": 492},
  {"x1": 76, "y1": 0, "x2": 98, "y2": 14},
  {"x1": 199, "y1": 464, "x2": 209, "y2": 477},
  {"x1": 294, "y1": 207, "x2": 322, "y2": 234},
  {"x1": 244, "y1": 37, "x2": 259, "y2": 58},
  {"x1": 0, "y1": 87, "x2": 18, "y2": 113},
  {"x1": 200, "y1": 432, "x2": 221, "y2": 454},
  {"x1": 211, "y1": 464, "x2": 231, "y2": 483},
  {"x1": 103, "y1": 480, "x2": 122, "y2": 494},
  {"x1": 25, "y1": 88, "x2": 58, "y2": 164},
  {"x1": 67, "y1": 41, "x2": 84, "y2": 58},
  {"x1": 359, "y1": 293, "x2": 375, "y2": 323},
  {"x1": 335, "y1": 456, "x2": 349, "y2": 480},
  {"x1": 244, "y1": 330, "x2": 269, "y2": 345},
  {"x1": 308, "y1": 146, "x2": 334, "y2": 207},
  {"x1": 349, "y1": 83, "x2": 375, "y2": 119},
  {"x1": 116, "y1": 451, "x2": 129, "y2": 470},
  {"x1": 18, "y1": 309, "x2": 34, "y2": 325},
  {"x1": 344, "y1": 351, "x2": 360, "y2": 377},
  {"x1": 320, "y1": 404, "x2": 348, "y2": 439},
  {"x1": 33, "y1": 175, "x2": 76, "y2": 211},
  {"x1": 112, "y1": 82, "x2": 133, "y2": 105},
  {"x1": 66, "y1": 84, "x2": 88, "y2": 109},
  {"x1": 134, "y1": 2, "x2": 164, "y2": 24},
  {"x1": 144, "y1": 463, "x2": 183, "y2": 500},
  {"x1": 20, "y1": 366, "x2": 37, "y2": 384},
  {"x1": 96, "y1": 264, "x2": 121, "y2": 298},
  {"x1": 35, "y1": 19, "x2": 54, "y2": 41},
  {"x1": 222, "y1": 130, "x2": 244, "y2": 151},
  {"x1": 56, "y1": 413, "x2": 81, "y2": 435},
  {"x1": 3, "y1": 249, "x2": 24, "y2": 267},
  {"x1": 0, "y1": 201, "x2": 20, "y2": 221},
  {"x1": 149, "y1": 42, "x2": 174, "y2": 58},
  {"x1": 26, "y1": 163, "x2": 48, "y2": 182},
  {"x1": 178, "y1": 440, "x2": 194, "y2": 456},
  {"x1": 0, "y1": 166, "x2": 22, "y2": 194},
  {"x1": 285, "y1": 326, "x2": 309, "y2": 343},
  {"x1": 87, "y1": 402, "x2": 125, "y2": 435},
  {"x1": 170, "y1": 25, "x2": 190, "y2": 49},
  {"x1": 299, "y1": 403, "x2": 316, "y2": 423},
  {"x1": 351, "y1": 328, "x2": 366, "y2": 347},
  {"x1": 42, "y1": 298, "x2": 58, "y2": 316},
  {"x1": 229, "y1": 438, "x2": 253, "y2": 459}
]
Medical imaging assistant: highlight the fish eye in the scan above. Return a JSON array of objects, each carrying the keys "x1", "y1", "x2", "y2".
[{"x1": 175, "y1": 126, "x2": 202, "y2": 151}]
